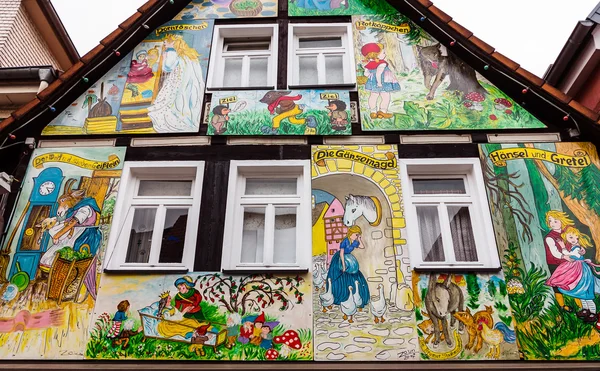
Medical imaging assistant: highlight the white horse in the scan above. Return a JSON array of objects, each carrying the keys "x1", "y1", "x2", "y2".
[{"x1": 343, "y1": 194, "x2": 382, "y2": 227}]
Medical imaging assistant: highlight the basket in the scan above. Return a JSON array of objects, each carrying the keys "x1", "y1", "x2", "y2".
[
  {"x1": 229, "y1": 0, "x2": 263, "y2": 17},
  {"x1": 47, "y1": 256, "x2": 94, "y2": 305}
]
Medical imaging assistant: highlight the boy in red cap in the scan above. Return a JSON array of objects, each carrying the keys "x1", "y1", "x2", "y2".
[
  {"x1": 250, "y1": 312, "x2": 265, "y2": 345},
  {"x1": 360, "y1": 43, "x2": 400, "y2": 120}
]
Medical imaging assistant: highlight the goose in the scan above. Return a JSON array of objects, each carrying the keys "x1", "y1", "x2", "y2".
[
  {"x1": 353, "y1": 280, "x2": 364, "y2": 312},
  {"x1": 313, "y1": 263, "x2": 325, "y2": 292},
  {"x1": 370, "y1": 283, "x2": 387, "y2": 324},
  {"x1": 319, "y1": 278, "x2": 334, "y2": 312},
  {"x1": 341, "y1": 286, "x2": 357, "y2": 323}
]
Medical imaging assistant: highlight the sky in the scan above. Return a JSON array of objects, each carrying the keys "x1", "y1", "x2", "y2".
[{"x1": 52, "y1": 0, "x2": 599, "y2": 77}]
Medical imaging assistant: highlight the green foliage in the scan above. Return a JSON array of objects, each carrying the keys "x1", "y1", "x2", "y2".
[
  {"x1": 487, "y1": 280, "x2": 497, "y2": 298},
  {"x1": 498, "y1": 314, "x2": 513, "y2": 327},
  {"x1": 465, "y1": 274, "x2": 480, "y2": 309},
  {"x1": 207, "y1": 108, "x2": 349, "y2": 136},
  {"x1": 289, "y1": 0, "x2": 396, "y2": 17},
  {"x1": 498, "y1": 280, "x2": 508, "y2": 297},
  {"x1": 554, "y1": 165, "x2": 584, "y2": 201},
  {"x1": 415, "y1": 307, "x2": 423, "y2": 322},
  {"x1": 494, "y1": 301, "x2": 508, "y2": 312},
  {"x1": 57, "y1": 247, "x2": 92, "y2": 262},
  {"x1": 579, "y1": 164, "x2": 600, "y2": 215},
  {"x1": 101, "y1": 198, "x2": 115, "y2": 217},
  {"x1": 508, "y1": 264, "x2": 551, "y2": 323},
  {"x1": 363, "y1": 13, "x2": 427, "y2": 45}
]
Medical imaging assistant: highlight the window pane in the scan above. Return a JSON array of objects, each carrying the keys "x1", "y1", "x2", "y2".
[
  {"x1": 299, "y1": 37, "x2": 342, "y2": 49},
  {"x1": 138, "y1": 180, "x2": 192, "y2": 197},
  {"x1": 325, "y1": 55, "x2": 344, "y2": 84},
  {"x1": 159, "y1": 208, "x2": 189, "y2": 263},
  {"x1": 125, "y1": 208, "x2": 157, "y2": 263},
  {"x1": 416, "y1": 206, "x2": 445, "y2": 262},
  {"x1": 245, "y1": 178, "x2": 297, "y2": 195},
  {"x1": 412, "y1": 179, "x2": 466, "y2": 195},
  {"x1": 241, "y1": 207, "x2": 265, "y2": 264},
  {"x1": 225, "y1": 42, "x2": 270, "y2": 52},
  {"x1": 249, "y1": 57, "x2": 269, "y2": 87},
  {"x1": 448, "y1": 206, "x2": 478, "y2": 262},
  {"x1": 299, "y1": 55, "x2": 318, "y2": 85},
  {"x1": 223, "y1": 58, "x2": 243, "y2": 87},
  {"x1": 273, "y1": 207, "x2": 297, "y2": 264}
]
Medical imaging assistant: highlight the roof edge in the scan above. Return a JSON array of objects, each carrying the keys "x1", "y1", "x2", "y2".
[{"x1": 34, "y1": 0, "x2": 80, "y2": 65}]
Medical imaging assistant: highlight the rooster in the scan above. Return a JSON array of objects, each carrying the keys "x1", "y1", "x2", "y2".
[{"x1": 479, "y1": 321, "x2": 516, "y2": 359}]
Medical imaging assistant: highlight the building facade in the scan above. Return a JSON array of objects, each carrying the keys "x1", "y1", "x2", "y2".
[{"x1": 1, "y1": 0, "x2": 600, "y2": 368}]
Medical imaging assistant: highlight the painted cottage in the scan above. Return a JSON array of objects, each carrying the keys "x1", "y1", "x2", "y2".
[{"x1": 1, "y1": 0, "x2": 600, "y2": 369}]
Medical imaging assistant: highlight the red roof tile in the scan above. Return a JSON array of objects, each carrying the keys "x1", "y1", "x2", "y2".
[
  {"x1": 11, "y1": 98, "x2": 41, "y2": 120},
  {"x1": 416, "y1": 0, "x2": 433, "y2": 7},
  {"x1": 467, "y1": 35, "x2": 495, "y2": 54},
  {"x1": 101, "y1": 28, "x2": 125, "y2": 47},
  {"x1": 516, "y1": 67, "x2": 544, "y2": 87},
  {"x1": 491, "y1": 52, "x2": 519, "y2": 71},
  {"x1": 138, "y1": 0, "x2": 161, "y2": 14},
  {"x1": 119, "y1": 12, "x2": 143, "y2": 31},
  {"x1": 428, "y1": 5, "x2": 452, "y2": 24},
  {"x1": 569, "y1": 100, "x2": 600, "y2": 122},
  {"x1": 0, "y1": 116, "x2": 15, "y2": 133},
  {"x1": 81, "y1": 44, "x2": 105, "y2": 64},
  {"x1": 448, "y1": 21, "x2": 473, "y2": 39},
  {"x1": 36, "y1": 79, "x2": 63, "y2": 101},
  {"x1": 541, "y1": 82, "x2": 572, "y2": 104},
  {"x1": 58, "y1": 61, "x2": 85, "y2": 81}
]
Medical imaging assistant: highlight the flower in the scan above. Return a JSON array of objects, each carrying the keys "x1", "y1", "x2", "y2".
[{"x1": 507, "y1": 279, "x2": 525, "y2": 295}]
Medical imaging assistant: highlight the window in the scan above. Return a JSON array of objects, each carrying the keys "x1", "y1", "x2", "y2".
[
  {"x1": 399, "y1": 158, "x2": 500, "y2": 270},
  {"x1": 288, "y1": 24, "x2": 356, "y2": 87},
  {"x1": 221, "y1": 160, "x2": 311, "y2": 271},
  {"x1": 208, "y1": 25, "x2": 278, "y2": 89},
  {"x1": 104, "y1": 162, "x2": 204, "y2": 271}
]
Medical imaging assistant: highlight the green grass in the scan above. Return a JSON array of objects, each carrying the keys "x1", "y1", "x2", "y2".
[
  {"x1": 288, "y1": 0, "x2": 395, "y2": 17},
  {"x1": 207, "y1": 108, "x2": 351, "y2": 136},
  {"x1": 85, "y1": 304, "x2": 312, "y2": 361}
]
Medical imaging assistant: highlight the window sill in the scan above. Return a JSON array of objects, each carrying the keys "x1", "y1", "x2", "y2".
[
  {"x1": 207, "y1": 86, "x2": 275, "y2": 91},
  {"x1": 288, "y1": 83, "x2": 356, "y2": 89},
  {"x1": 413, "y1": 265, "x2": 502, "y2": 273},
  {"x1": 223, "y1": 268, "x2": 309, "y2": 275},
  {"x1": 104, "y1": 267, "x2": 190, "y2": 274}
]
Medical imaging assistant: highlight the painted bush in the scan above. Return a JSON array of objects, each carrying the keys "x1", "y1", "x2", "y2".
[
  {"x1": 175, "y1": 0, "x2": 278, "y2": 19},
  {"x1": 413, "y1": 273, "x2": 519, "y2": 360},
  {"x1": 86, "y1": 273, "x2": 312, "y2": 360},
  {"x1": 0, "y1": 147, "x2": 125, "y2": 359},
  {"x1": 352, "y1": 14, "x2": 545, "y2": 131},
  {"x1": 43, "y1": 14, "x2": 214, "y2": 135},
  {"x1": 289, "y1": 0, "x2": 394, "y2": 16},
  {"x1": 311, "y1": 145, "x2": 418, "y2": 361},
  {"x1": 480, "y1": 142, "x2": 600, "y2": 359},
  {"x1": 207, "y1": 90, "x2": 351, "y2": 136}
]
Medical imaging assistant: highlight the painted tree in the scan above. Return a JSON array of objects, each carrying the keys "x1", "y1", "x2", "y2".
[
  {"x1": 465, "y1": 274, "x2": 480, "y2": 309},
  {"x1": 196, "y1": 273, "x2": 305, "y2": 315},
  {"x1": 486, "y1": 280, "x2": 497, "y2": 298},
  {"x1": 525, "y1": 143, "x2": 600, "y2": 262}
]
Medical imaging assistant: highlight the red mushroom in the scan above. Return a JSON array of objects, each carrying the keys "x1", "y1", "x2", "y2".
[
  {"x1": 265, "y1": 348, "x2": 279, "y2": 360},
  {"x1": 505, "y1": 109, "x2": 513, "y2": 115},
  {"x1": 489, "y1": 114, "x2": 498, "y2": 121},
  {"x1": 464, "y1": 92, "x2": 485, "y2": 111},
  {"x1": 463, "y1": 102, "x2": 473, "y2": 108},
  {"x1": 494, "y1": 98, "x2": 513, "y2": 110},
  {"x1": 273, "y1": 330, "x2": 302, "y2": 357}
]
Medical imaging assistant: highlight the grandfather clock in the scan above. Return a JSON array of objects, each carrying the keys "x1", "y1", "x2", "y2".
[{"x1": 8, "y1": 167, "x2": 64, "y2": 282}]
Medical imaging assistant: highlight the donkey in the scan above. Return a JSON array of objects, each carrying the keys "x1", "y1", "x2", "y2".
[{"x1": 424, "y1": 274, "x2": 465, "y2": 348}]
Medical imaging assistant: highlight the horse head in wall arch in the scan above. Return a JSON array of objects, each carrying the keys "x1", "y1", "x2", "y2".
[{"x1": 343, "y1": 194, "x2": 382, "y2": 227}]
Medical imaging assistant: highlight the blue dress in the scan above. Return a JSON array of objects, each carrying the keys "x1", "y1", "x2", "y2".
[
  {"x1": 327, "y1": 238, "x2": 370, "y2": 307},
  {"x1": 559, "y1": 252, "x2": 600, "y2": 300},
  {"x1": 364, "y1": 62, "x2": 401, "y2": 93}
]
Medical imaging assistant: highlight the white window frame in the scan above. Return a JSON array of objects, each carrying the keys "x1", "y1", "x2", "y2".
[
  {"x1": 288, "y1": 23, "x2": 356, "y2": 87},
  {"x1": 399, "y1": 158, "x2": 500, "y2": 271},
  {"x1": 104, "y1": 161, "x2": 204, "y2": 272},
  {"x1": 207, "y1": 24, "x2": 278, "y2": 89},
  {"x1": 221, "y1": 160, "x2": 311, "y2": 272}
]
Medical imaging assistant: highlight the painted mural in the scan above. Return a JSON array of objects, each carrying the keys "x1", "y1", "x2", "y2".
[
  {"x1": 174, "y1": 0, "x2": 278, "y2": 19},
  {"x1": 288, "y1": 0, "x2": 394, "y2": 16},
  {"x1": 86, "y1": 273, "x2": 312, "y2": 360},
  {"x1": 0, "y1": 147, "x2": 125, "y2": 359},
  {"x1": 43, "y1": 16, "x2": 214, "y2": 135},
  {"x1": 480, "y1": 142, "x2": 600, "y2": 360},
  {"x1": 311, "y1": 145, "x2": 418, "y2": 361},
  {"x1": 413, "y1": 273, "x2": 519, "y2": 360},
  {"x1": 207, "y1": 90, "x2": 351, "y2": 135},
  {"x1": 351, "y1": 14, "x2": 546, "y2": 131}
]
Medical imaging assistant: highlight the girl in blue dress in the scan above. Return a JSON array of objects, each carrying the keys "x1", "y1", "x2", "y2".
[{"x1": 327, "y1": 225, "x2": 370, "y2": 308}]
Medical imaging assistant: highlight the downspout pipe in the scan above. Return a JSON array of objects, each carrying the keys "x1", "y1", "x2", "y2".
[
  {"x1": 544, "y1": 20, "x2": 595, "y2": 86},
  {"x1": 0, "y1": 66, "x2": 58, "y2": 93}
]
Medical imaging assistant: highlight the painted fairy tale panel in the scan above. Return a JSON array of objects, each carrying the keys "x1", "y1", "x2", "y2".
[
  {"x1": 175, "y1": 0, "x2": 278, "y2": 19},
  {"x1": 207, "y1": 90, "x2": 351, "y2": 135},
  {"x1": 86, "y1": 273, "x2": 312, "y2": 360},
  {"x1": 0, "y1": 147, "x2": 125, "y2": 359},
  {"x1": 43, "y1": 16, "x2": 214, "y2": 135},
  {"x1": 480, "y1": 142, "x2": 600, "y2": 360},
  {"x1": 288, "y1": 0, "x2": 395, "y2": 16},
  {"x1": 311, "y1": 145, "x2": 418, "y2": 361},
  {"x1": 352, "y1": 15, "x2": 546, "y2": 131},
  {"x1": 413, "y1": 273, "x2": 519, "y2": 360}
]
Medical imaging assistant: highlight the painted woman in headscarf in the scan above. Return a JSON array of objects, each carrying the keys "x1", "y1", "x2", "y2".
[
  {"x1": 326, "y1": 225, "x2": 370, "y2": 309},
  {"x1": 148, "y1": 34, "x2": 204, "y2": 132},
  {"x1": 172, "y1": 275, "x2": 205, "y2": 321}
]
